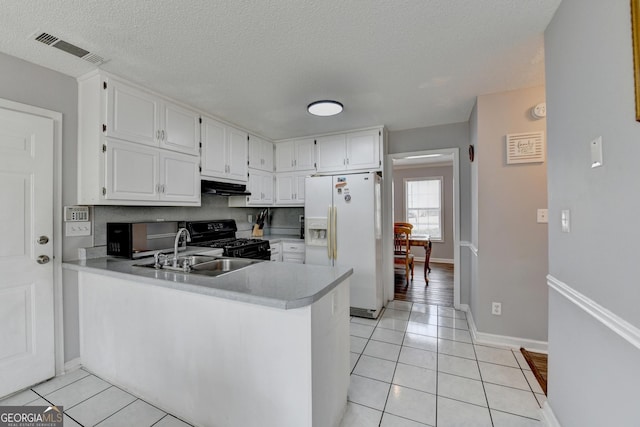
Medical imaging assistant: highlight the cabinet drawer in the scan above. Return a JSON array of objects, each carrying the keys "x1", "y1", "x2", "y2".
[
  {"x1": 282, "y1": 254, "x2": 304, "y2": 264},
  {"x1": 282, "y1": 242, "x2": 304, "y2": 253}
]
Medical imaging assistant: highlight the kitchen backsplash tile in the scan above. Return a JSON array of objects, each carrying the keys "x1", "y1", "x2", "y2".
[{"x1": 93, "y1": 195, "x2": 303, "y2": 246}]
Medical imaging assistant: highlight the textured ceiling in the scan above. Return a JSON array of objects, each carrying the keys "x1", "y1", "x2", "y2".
[{"x1": 0, "y1": 0, "x2": 560, "y2": 140}]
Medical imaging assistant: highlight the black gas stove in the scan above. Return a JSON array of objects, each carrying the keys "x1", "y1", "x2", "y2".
[{"x1": 184, "y1": 219, "x2": 271, "y2": 260}]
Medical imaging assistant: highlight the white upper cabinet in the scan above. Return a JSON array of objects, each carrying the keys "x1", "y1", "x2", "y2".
[
  {"x1": 316, "y1": 129, "x2": 381, "y2": 173},
  {"x1": 162, "y1": 102, "x2": 200, "y2": 155},
  {"x1": 275, "y1": 139, "x2": 315, "y2": 172},
  {"x1": 106, "y1": 79, "x2": 159, "y2": 147},
  {"x1": 105, "y1": 77, "x2": 199, "y2": 155},
  {"x1": 275, "y1": 172, "x2": 307, "y2": 205},
  {"x1": 248, "y1": 170, "x2": 274, "y2": 205},
  {"x1": 315, "y1": 134, "x2": 346, "y2": 173},
  {"x1": 77, "y1": 71, "x2": 200, "y2": 206},
  {"x1": 248, "y1": 135, "x2": 274, "y2": 172},
  {"x1": 104, "y1": 138, "x2": 199, "y2": 204},
  {"x1": 201, "y1": 116, "x2": 248, "y2": 183}
]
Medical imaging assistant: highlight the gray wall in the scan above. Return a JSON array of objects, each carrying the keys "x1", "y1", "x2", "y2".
[
  {"x1": 473, "y1": 86, "x2": 548, "y2": 341},
  {"x1": 393, "y1": 165, "x2": 454, "y2": 260},
  {"x1": 545, "y1": 0, "x2": 640, "y2": 424}
]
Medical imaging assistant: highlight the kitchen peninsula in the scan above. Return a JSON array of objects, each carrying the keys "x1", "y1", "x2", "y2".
[{"x1": 63, "y1": 257, "x2": 352, "y2": 427}]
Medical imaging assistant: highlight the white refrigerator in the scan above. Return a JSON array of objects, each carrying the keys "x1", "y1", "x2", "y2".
[{"x1": 305, "y1": 172, "x2": 383, "y2": 318}]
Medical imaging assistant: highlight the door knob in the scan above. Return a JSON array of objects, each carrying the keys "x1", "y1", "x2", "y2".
[
  {"x1": 37, "y1": 255, "x2": 50, "y2": 264},
  {"x1": 38, "y1": 236, "x2": 49, "y2": 245}
]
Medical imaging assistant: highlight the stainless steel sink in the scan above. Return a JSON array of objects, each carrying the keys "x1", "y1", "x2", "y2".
[{"x1": 134, "y1": 255, "x2": 263, "y2": 276}]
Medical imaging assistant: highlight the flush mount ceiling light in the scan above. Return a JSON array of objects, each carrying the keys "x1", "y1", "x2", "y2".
[{"x1": 307, "y1": 100, "x2": 343, "y2": 116}]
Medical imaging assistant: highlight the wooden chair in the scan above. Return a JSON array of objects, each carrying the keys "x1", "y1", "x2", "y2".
[{"x1": 393, "y1": 225, "x2": 414, "y2": 285}]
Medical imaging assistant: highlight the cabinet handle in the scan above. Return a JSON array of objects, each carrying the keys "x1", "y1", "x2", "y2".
[
  {"x1": 343, "y1": 159, "x2": 346, "y2": 165},
  {"x1": 346, "y1": 158, "x2": 349, "y2": 165},
  {"x1": 294, "y1": 159, "x2": 297, "y2": 166},
  {"x1": 162, "y1": 184, "x2": 166, "y2": 193},
  {"x1": 161, "y1": 130, "x2": 166, "y2": 141},
  {"x1": 291, "y1": 160, "x2": 294, "y2": 167},
  {"x1": 156, "y1": 130, "x2": 160, "y2": 140}
]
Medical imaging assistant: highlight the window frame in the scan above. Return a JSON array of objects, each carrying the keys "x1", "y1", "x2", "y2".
[{"x1": 403, "y1": 176, "x2": 444, "y2": 242}]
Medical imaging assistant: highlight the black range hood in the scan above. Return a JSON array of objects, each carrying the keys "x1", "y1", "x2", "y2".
[{"x1": 201, "y1": 180, "x2": 251, "y2": 196}]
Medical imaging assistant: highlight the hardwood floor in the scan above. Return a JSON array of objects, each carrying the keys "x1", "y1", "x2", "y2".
[{"x1": 394, "y1": 262, "x2": 454, "y2": 307}]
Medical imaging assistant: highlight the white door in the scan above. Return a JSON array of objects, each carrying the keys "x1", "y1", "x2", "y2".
[
  {"x1": 275, "y1": 174, "x2": 295, "y2": 204},
  {"x1": 0, "y1": 107, "x2": 55, "y2": 398},
  {"x1": 294, "y1": 139, "x2": 316, "y2": 171},
  {"x1": 275, "y1": 141, "x2": 295, "y2": 172},
  {"x1": 295, "y1": 173, "x2": 306, "y2": 204}
]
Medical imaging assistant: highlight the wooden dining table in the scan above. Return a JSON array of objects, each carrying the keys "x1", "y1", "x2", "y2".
[{"x1": 408, "y1": 235, "x2": 432, "y2": 280}]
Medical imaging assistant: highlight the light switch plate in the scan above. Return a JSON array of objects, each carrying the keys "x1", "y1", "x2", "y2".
[
  {"x1": 591, "y1": 136, "x2": 603, "y2": 168},
  {"x1": 561, "y1": 210, "x2": 571, "y2": 233},
  {"x1": 537, "y1": 209, "x2": 548, "y2": 223},
  {"x1": 65, "y1": 221, "x2": 91, "y2": 237}
]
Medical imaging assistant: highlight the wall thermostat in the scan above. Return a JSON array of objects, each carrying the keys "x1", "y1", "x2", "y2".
[{"x1": 64, "y1": 206, "x2": 90, "y2": 222}]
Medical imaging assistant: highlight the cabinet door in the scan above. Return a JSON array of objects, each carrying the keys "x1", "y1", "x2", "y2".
[
  {"x1": 295, "y1": 139, "x2": 316, "y2": 171},
  {"x1": 160, "y1": 151, "x2": 200, "y2": 204},
  {"x1": 247, "y1": 171, "x2": 264, "y2": 204},
  {"x1": 316, "y1": 134, "x2": 346, "y2": 173},
  {"x1": 248, "y1": 136, "x2": 273, "y2": 172},
  {"x1": 275, "y1": 174, "x2": 295, "y2": 204},
  {"x1": 105, "y1": 139, "x2": 159, "y2": 201},
  {"x1": 200, "y1": 117, "x2": 227, "y2": 178},
  {"x1": 294, "y1": 173, "x2": 306, "y2": 203},
  {"x1": 261, "y1": 172, "x2": 274, "y2": 204},
  {"x1": 106, "y1": 79, "x2": 159, "y2": 147},
  {"x1": 262, "y1": 139, "x2": 274, "y2": 172},
  {"x1": 275, "y1": 141, "x2": 295, "y2": 172},
  {"x1": 162, "y1": 102, "x2": 200, "y2": 155},
  {"x1": 346, "y1": 130, "x2": 380, "y2": 170},
  {"x1": 227, "y1": 127, "x2": 248, "y2": 182}
]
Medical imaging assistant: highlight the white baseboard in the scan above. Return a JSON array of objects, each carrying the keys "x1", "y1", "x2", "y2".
[
  {"x1": 541, "y1": 402, "x2": 561, "y2": 427},
  {"x1": 64, "y1": 357, "x2": 82, "y2": 373},
  {"x1": 430, "y1": 257, "x2": 454, "y2": 264},
  {"x1": 462, "y1": 305, "x2": 548, "y2": 352}
]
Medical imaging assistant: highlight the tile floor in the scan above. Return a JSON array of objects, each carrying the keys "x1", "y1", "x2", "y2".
[
  {"x1": 1, "y1": 301, "x2": 546, "y2": 427},
  {"x1": 342, "y1": 301, "x2": 547, "y2": 427},
  {"x1": 0, "y1": 368, "x2": 192, "y2": 427}
]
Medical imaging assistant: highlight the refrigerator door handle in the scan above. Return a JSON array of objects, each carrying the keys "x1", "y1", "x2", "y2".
[
  {"x1": 332, "y1": 206, "x2": 338, "y2": 260},
  {"x1": 327, "y1": 206, "x2": 332, "y2": 259}
]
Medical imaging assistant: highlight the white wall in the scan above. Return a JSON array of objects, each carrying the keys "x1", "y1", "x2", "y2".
[
  {"x1": 545, "y1": 0, "x2": 640, "y2": 424},
  {"x1": 472, "y1": 86, "x2": 549, "y2": 342},
  {"x1": 393, "y1": 165, "x2": 454, "y2": 260}
]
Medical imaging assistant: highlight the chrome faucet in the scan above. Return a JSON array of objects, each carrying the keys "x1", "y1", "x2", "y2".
[{"x1": 173, "y1": 228, "x2": 191, "y2": 266}]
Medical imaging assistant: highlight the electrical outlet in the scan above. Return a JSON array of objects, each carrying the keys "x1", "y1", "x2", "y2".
[
  {"x1": 248, "y1": 214, "x2": 253, "y2": 223},
  {"x1": 537, "y1": 209, "x2": 548, "y2": 223},
  {"x1": 491, "y1": 302, "x2": 502, "y2": 316},
  {"x1": 561, "y1": 210, "x2": 571, "y2": 233}
]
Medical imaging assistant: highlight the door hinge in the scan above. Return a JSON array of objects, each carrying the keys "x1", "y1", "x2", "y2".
[
  {"x1": 199, "y1": 165, "x2": 202, "y2": 172},
  {"x1": 379, "y1": 160, "x2": 382, "y2": 166},
  {"x1": 247, "y1": 135, "x2": 250, "y2": 141},
  {"x1": 314, "y1": 140, "x2": 317, "y2": 145},
  {"x1": 379, "y1": 130, "x2": 381, "y2": 136},
  {"x1": 199, "y1": 142, "x2": 202, "y2": 148},
  {"x1": 103, "y1": 81, "x2": 107, "y2": 90},
  {"x1": 199, "y1": 117, "x2": 202, "y2": 124},
  {"x1": 102, "y1": 144, "x2": 107, "y2": 153},
  {"x1": 314, "y1": 162, "x2": 317, "y2": 168},
  {"x1": 102, "y1": 124, "x2": 106, "y2": 132},
  {"x1": 247, "y1": 160, "x2": 250, "y2": 166},
  {"x1": 102, "y1": 187, "x2": 106, "y2": 195}
]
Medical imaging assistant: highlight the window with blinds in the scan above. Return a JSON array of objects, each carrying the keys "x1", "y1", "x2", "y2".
[{"x1": 404, "y1": 177, "x2": 442, "y2": 240}]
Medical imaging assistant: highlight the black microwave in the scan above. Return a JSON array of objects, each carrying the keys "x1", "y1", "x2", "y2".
[{"x1": 107, "y1": 221, "x2": 179, "y2": 259}]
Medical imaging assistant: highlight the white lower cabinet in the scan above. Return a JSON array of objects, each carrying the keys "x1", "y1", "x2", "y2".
[
  {"x1": 270, "y1": 241, "x2": 282, "y2": 262},
  {"x1": 282, "y1": 241, "x2": 305, "y2": 264}
]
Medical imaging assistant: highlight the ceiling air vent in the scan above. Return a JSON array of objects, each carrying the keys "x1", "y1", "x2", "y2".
[{"x1": 33, "y1": 32, "x2": 106, "y2": 65}]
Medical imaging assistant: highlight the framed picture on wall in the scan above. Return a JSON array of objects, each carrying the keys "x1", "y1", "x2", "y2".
[{"x1": 631, "y1": 0, "x2": 640, "y2": 120}]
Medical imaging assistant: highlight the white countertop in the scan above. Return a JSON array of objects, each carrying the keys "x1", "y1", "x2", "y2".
[{"x1": 63, "y1": 256, "x2": 351, "y2": 310}]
